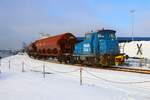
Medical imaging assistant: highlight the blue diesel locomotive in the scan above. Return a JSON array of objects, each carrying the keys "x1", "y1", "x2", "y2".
[{"x1": 73, "y1": 29, "x2": 124, "y2": 66}]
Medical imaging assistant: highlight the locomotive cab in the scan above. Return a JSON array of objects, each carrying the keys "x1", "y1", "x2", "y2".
[{"x1": 98, "y1": 30, "x2": 119, "y2": 55}]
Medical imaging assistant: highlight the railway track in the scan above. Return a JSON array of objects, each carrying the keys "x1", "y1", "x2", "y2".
[
  {"x1": 32, "y1": 58, "x2": 150, "y2": 74},
  {"x1": 104, "y1": 67, "x2": 150, "y2": 74},
  {"x1": 55, "y1": 62, "x2": 150, "y2": 74},
  {"x1": 71, "y1": 62, "x2": 150, "y2": 74},
  {"x1": 67, "y1": 63, "x2": 150, "y2": 74}
]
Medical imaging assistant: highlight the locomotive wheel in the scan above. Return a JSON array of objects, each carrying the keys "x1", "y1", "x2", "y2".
[
  {"x1": 100, "y1": 55, "x2": 108, "y2": 66},
  {"x1": 100, "y1": 55, "x2": 115, "y2": 66}
]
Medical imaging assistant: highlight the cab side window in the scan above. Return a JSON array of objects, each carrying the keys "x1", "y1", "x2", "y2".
[
  {"x1": 110, "y1": 33, "x2": 116, "y2": 40},
  {"x1": 85, "y1": 34, "x2": 92, "y2": 40},
  {"x1": 98, "y1": 34, "x2": 104, "y2": 39}
]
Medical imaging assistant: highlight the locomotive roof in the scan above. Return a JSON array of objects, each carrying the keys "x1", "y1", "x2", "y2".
[
  {"x1": 85, "y1": 29, "x2": 116, "y2": 35},
  {"x1": 98, "y1": 29, "x2": 116, "y2": 34}
]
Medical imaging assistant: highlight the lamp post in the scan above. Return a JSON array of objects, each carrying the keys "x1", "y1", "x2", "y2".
[{"x1": 130, "y1": 10, "x2": 135, "y2": 41}]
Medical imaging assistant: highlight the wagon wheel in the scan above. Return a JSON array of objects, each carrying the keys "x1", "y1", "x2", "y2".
[{"x1": 57, "y1": 56, "x2": 62, "y2": 63}]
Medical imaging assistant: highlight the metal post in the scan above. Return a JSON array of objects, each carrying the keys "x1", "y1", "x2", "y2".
[
  {"x1": 9, "y1": 60, "x2": 10, "y2": 69},
  {"x1": 139, "y1": 58, "x2": 142, "y2": 67},
  {"x1": 0, "y1": 58, "x2": 1, "y2": 74},
  {"x1": 22, "y1": 61, "x2": 25, "y2": 72},
  {"x1": 0, "y1": 58, "x2": 1, "y2": 66},
  {"x1": 130, "y1": 10, "x2": 135, "y2": 41},
  {"x1": 145, "y1": 58, "x2": 147, "y2": 67},
  {"x1": 43, "y1": 64, "x2": 45, "y2": 78},
  {"x1": 80, "y1": 67, "x2": 83, "y2": 85}
]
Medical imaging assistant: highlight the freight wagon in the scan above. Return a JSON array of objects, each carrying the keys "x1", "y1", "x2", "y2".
[{"x1": 27, "y1": 33, "x2": 76, "y2": 63}]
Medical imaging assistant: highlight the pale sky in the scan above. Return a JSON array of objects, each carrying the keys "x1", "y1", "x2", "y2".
[{"x1": 0, "y1": 0, "x2": 150, "y2": 49}]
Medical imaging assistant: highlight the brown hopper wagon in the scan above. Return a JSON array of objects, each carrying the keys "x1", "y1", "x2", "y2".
[{"x1": 27, "y1": 33, "x2": 76, "y2": 62}]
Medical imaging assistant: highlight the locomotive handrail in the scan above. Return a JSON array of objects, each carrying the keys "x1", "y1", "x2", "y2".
[{"x1": 83, "y1": 69, "x2": 150, "y2": 84}]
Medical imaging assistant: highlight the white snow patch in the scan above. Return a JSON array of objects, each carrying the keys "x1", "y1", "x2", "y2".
[
  {"x1": 120, "y1": 41, "x2": 150, "y2": 59},
  {"x1": 0, "y1": 54, "x2": 150, "y2": 100}
]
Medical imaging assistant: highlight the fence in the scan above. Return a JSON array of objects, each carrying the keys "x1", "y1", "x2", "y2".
[
  {"x1": 0, "y1": 59, "x2": 150, "y2": 85},
  {"x1": 126, "y1": 58, "x2": 150, "y2": 67}
]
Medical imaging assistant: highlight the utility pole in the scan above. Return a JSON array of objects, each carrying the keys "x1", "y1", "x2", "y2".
[
  {"x1": 130, "y1": 10, "x2": 135, "y2": 41},
  {"x1": 0, "y1": 56, "x2": 1, "y2": 66}
]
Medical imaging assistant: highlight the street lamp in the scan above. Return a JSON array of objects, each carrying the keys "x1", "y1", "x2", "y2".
[{"x1": 130, "y1": 10, "x2": 135, "y2": 41}]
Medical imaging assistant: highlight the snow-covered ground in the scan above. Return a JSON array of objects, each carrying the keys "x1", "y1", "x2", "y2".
[
  {"x1": 0, "y1": 54, "x2": 150, "y2": 100},
  {"x1": 119, "y1": 41, "x2": 150, "y2": 69},
  {"x1": 120, "y1": 41, "x2": 150, "y2": 59}
]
